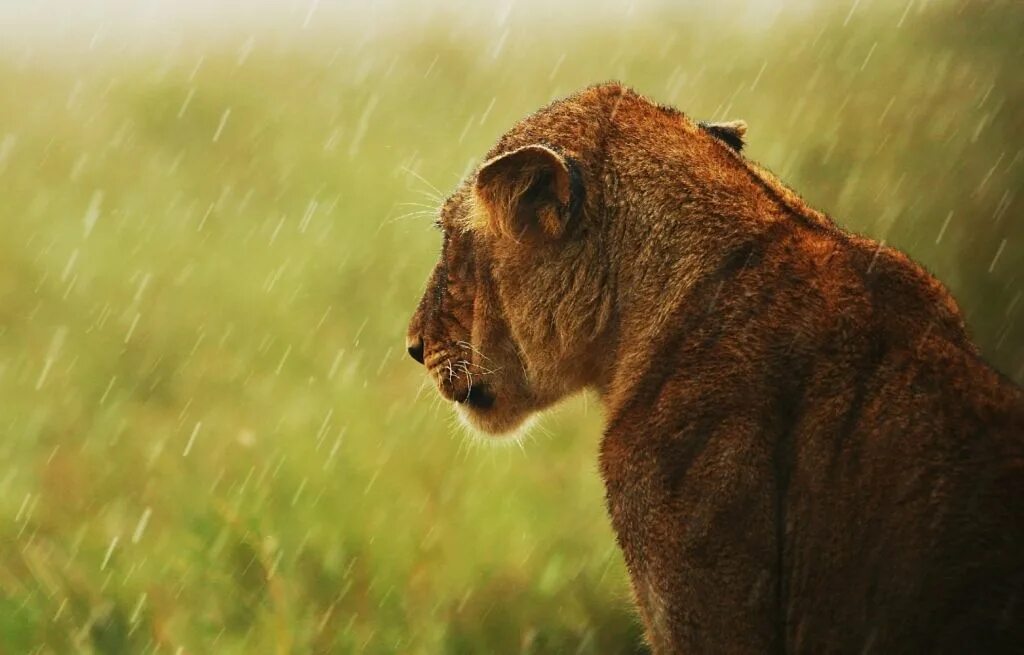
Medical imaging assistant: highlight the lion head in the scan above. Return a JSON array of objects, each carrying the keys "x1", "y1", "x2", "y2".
[{"x1": 406, "y1": 83, "x2": 748, "y2": 436}]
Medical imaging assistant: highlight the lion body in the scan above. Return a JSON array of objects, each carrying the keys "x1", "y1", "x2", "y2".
[
  {"x1": 600, "y1": 218, "x2": 1024, "y2": 653},
  {"x1": 408, "y1": 83, "x2": 1024, "y2": 653}
]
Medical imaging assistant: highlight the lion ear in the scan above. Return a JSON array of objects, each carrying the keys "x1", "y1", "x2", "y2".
[
  {"x1": 474, "y1": 144, "x2": 575, "y2": 241},
  {"x1": 700, "y1": 120, "x2": 747, "y2": 152}
]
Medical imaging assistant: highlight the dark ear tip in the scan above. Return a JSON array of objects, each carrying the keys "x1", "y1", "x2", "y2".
[{"x1": 699, "y1": 120, "x2": 747, "y2": 152}]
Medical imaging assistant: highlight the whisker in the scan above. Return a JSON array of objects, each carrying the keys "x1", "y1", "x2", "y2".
[
  {"x1": 453, "y1": 357, "x2": 500, "y2": 376},
  {"x1": 395, "y1": 201, "x2": 441, "y2": 210},
  {"x1": 412, "y1": 377, "x2": 432, "y2": 404},
  {"x1": 455, "y1": 340, "x2": 495, "y2": 364},
  {"x1": 401, "y1": 166, "x2": 445, "y2": 201},
  {"x1": 384, "y1": 209, "x2": 438, "y2": 226},
  {"x1": 411, "y1": 190, "x2": 444, "y2": 208},
  {"x1": 456, "y1": 361, "x2": 476, "y2": 395},
  {"x1": 532, "y1": 420, "x2": 556, "y2": 440},
  {"x1": 469, "y1": 364, "x2": 501, "y2": 376}
]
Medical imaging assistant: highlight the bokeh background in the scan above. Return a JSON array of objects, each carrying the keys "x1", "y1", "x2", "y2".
[{"x1": 1, "y1": 0, "x2": 1021, "y2": 652}]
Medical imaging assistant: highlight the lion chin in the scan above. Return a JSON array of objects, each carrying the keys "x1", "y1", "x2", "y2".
[
  {"x1": 454, "y1": 403, "x2": 538, "y2": 444},
  {"x1": 452, "y1": 387, "x2": 538, "y2": 440}
]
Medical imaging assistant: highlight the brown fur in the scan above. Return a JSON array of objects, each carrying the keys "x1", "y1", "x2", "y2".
[{"x1": 406, "y1": 83, "x2": 1024, "y2": 653}]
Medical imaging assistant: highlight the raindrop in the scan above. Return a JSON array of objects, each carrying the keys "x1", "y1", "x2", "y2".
[
  {"x1": 303, "y1": 0, "x2": 320, "y2": 29},
  {"x1": 749, "y1": 60, "x2": 768, "y2": 92},
  {"x1": 347, "y1": 94, "x2": 379, "y2": 159},
  {"x1": 124, "y1": 312, "x2": 141, "y2": 343},
  {"x1": 188, "y1": 55, "x2": 205, "y2": 82},
  {"x1": 299, "y1": 199, "x2": 318, "y2": 233},
  {"x1": 276, "y1": 344, "x2": 292, "y2": 375},
  {"x1": 843, "y1": 0, "x2": 863, "y2": 27},
  {"x1": 269, "y1": 214, "x2": 287, "y2": 245},
  {"x1": 182, "y1": 421, "x2": 202, "y2": 457},
  {"x1": 129, "y1": 592, "x2": 147, "y2": 626},
  {"x1": 53, "y1": 598, "x2": 68, "y2": 622},
  {"x1": 866, "y1": 240, "x2": 885, "y2": 274},
  {"x1": 859, "y1": 42, "x2": 877, "y2": 72},
  {"x1": 177, "y1": 88, "x2": 196, "y2": 119},
  {"x1": 328, "y1": 348, "x2": 345, "y2": 380},
  {"x1": 477, "y1": 97, "x2": 496, "y2": 126},
  {"x1": 988, "y1": 238, "x2": 1006, "y2": 273},
  {"x1": 323, "y1": 428, "x2": 345, "y2": 471},
  {"x1": 197, "y1": 203, "x2": 214, "y2": 231},
  {"x1": 83, "y1": 190, "x2": 103, "y2": 238},
  {"x1": 237, "y1": 35, "x2": 256, "y2": 66},
  {"x1": 897, "y1": 0, "x2": 915, "y2": 28},
  {"x1": 132, "y1": 272, "x2": 152, "y2": 304},
  {"x1": 131, "y1": 507, "x2": 152, "y2": 543},
  {"x1": 935, "y1": 210, "x2": 953, "y2": 244},
  {"x1": 212, "y1": 108, "x2": 232, "y2": 142},
  {"x1": 291, "y1": 477, "x2": 308, "y2": 506},
  {"x1": 100, "y1": 535, "x2": 119, "y2": 571},
  {"x1": 14, "y1": 493, "x2": 32, "y2": 522},
  {"x1": 35, "y1": 326, "x2": 68, "y2": 390},
  {"x1": 60, "y1": 248, "x2": 79, "y2": 283},
  {"x1": 98, "y1": 375, "x2": 117, "y2": 405}
]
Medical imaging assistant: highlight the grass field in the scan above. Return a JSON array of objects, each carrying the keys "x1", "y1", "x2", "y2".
[{"x1": 0, "y1": 1, "x2": 1021, "y2": 652}]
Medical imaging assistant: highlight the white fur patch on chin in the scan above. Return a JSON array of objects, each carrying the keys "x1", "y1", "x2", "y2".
[{"x1": 453, "y1": 404, "x2": 538, "y2": 447}]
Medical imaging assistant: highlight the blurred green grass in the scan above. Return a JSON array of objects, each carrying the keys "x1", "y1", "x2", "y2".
[{"x1": 0, "y1": 1, "x2": 1021, "y2": 652}]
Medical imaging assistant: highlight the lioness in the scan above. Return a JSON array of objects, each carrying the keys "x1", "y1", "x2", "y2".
[{"x1": 406, "y1": 83, "x2": 1024, "y2": 653}]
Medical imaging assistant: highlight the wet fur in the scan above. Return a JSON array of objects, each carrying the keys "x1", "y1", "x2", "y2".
[{"x1": 408, "y1": 83, "x2": 1024, "y2": 653}]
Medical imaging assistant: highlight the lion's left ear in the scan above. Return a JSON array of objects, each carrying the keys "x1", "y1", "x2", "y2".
[
  {"x1": 474, "y1": 145, "x2": 577, "y2": 241},
  {"x1": 699, "y1": 120, "x2": 747, "y2": 152}
]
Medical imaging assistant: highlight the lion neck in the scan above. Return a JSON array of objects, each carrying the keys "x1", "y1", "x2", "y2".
[{"x1": 591, "y1": 127, "x2": 794, "y2": 413}]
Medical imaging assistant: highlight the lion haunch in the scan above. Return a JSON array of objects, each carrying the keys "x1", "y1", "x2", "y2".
[{"x1": 406, "y1": 83, "x2": 1024, "y2": 653}]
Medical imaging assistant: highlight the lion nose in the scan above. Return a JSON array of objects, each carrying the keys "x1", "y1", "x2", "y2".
[{"x1": 407, "y1": 336, "x2": 425, "y2": 365}]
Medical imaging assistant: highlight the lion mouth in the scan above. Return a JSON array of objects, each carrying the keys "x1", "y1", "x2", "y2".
[
  {"x1": 462, "y1": 383, "x2": 495, "y2": 409},
  {"x1": 428, "y1": 361, "x2": 496, "y2": 410}
]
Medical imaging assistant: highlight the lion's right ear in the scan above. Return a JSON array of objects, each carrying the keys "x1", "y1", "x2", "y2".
[
  {"x1": 699, "y1": 120, "x2": 747, "y2": 152},
  {"x1": 474, "y1": 145, "x2": 575, "y2": 241}
]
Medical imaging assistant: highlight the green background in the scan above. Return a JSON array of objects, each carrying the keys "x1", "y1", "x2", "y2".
[{"x1": 1, "y1": 1, "x2": 1020, "y2": 652}]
